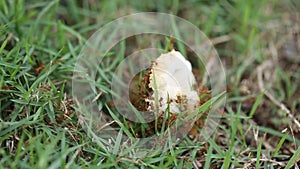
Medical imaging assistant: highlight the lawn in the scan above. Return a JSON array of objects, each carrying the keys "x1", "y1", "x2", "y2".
[{"x1": 0, "y1": 0, "x2": 300, "y2": 168}]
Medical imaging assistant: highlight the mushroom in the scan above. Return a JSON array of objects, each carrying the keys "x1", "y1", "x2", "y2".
[{"x1": 146, "y1": 50, "x2": 200, "y2": 115}]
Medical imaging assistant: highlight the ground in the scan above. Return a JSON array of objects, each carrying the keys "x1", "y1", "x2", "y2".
[{"x1": 0, "y1": 0, "x2": 300, "y2": 168}]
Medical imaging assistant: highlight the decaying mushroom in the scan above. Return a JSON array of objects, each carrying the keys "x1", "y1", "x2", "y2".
[
  {"x1": 146, "y1": 49, "x2": 200, "y2": 114},
  {"x1": 129, "y1": 49, "x2": 210, "y2": 138}
]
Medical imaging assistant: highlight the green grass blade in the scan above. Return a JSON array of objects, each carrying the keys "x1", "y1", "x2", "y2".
[
  {"x1": 284, "y1": 147, "x2": 300, "y2": 169},
  {"x1": 249, "y1": 93, "x2": 264, "y2": 118},
  {"x1": 256, "y1": 138, "x2": 263, "y2": 169},
  {"x1": 273, "y1": 132, "x2": 288, "y2": 157}
]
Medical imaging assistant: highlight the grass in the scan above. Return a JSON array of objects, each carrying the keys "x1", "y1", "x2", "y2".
[{"x1": 1, "y1": 0, "x2": 300, "y2": 168}]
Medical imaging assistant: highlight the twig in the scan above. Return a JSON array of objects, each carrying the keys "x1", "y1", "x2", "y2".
[
  {"x1": 66, "y1": 148, "x2": 81, "y2": 169},
  {"x1": 289, "y1": 125, "x2": 298, "y2": 150},
  {"x1": 117, "y1": 158, "x2": 141, "y2": 165},
  {"x1": 250, "y1": 158, "x2": 286, "y2": 167},
  {"x1": 257, "y1": 60, "x2": 300, "y2": 129},
  {"x1": 192, "y1": 161, "x2": 200, "y2": 169},
  {"x1": 211, "y1": 35, "x2": 231, "y2": 45},
  {"x1": 99, "y1": 120, "x2": 116, "y2": 130}
]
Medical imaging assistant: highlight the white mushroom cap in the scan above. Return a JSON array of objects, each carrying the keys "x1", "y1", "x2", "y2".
[{"x1": 147, "y1": 50, "x2": 199, "y2": 114}]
